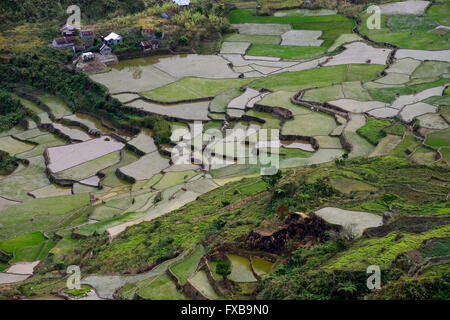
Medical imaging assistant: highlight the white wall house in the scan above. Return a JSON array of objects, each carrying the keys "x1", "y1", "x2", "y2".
[
  {"x1": 103, "y1": 32, "x2": 123, "y2": 45},
  {"x1": 173, "y1": 0, "x2": 190, "y2": 5}
]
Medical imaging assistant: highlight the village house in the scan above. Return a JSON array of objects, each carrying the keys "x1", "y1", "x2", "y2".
[
  {"x1": 72, "y1": 45, "x2": 85, "y2": 53},
  {"x1": 103, "y1": 32, "x2": 123, "y2": 45},
  {"x1": 60, "y1": 24, "x2": 76, "y2": 36},
  {"x1": 100, "y1": 44, "x2": 112, "y2": 55},
  {"x1": 81, "y1": 52, "x2": 94, "y2": 62},
  {"x1": 72, "y1": 42, "x2": 93, "y2": 53},
  {"x1": 140, "y1": 40, "x2": 159, "y2": 50},
  {"x1": 173, "y1": 0, "x2": 190, "y2": 5},
  {"x1": 80, "y1": 30, "x2": 94, "y2": 39},
  {"x1": 52, "y1": 36, "x2": 76, "y2": 48}
]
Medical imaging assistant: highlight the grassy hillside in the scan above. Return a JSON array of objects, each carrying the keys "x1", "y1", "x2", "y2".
[{"x1": 0, "y1": 0, "x2": 146, "y2": 29}]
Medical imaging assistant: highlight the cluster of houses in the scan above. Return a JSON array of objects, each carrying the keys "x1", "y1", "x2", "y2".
[{"x1": 52, "y1": 24, "x2": 163, "y2": 57}]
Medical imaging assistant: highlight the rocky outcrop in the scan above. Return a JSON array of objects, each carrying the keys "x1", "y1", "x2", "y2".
[{"x1": 244, "y1": 212, "x2": 336, "y2": 254}]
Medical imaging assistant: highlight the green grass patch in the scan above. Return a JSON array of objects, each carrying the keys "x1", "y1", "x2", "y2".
[
  {"x1": 383, "y1": 123, "x2": 406, "y2": 136},
  {"x1": 251, "y1": 64, "x2": 383, "y2": 92},
  {"x1": 325, "y1": 225, "x2": 450, "y2": 271},
  {"x1": 64, "y1": 285, "x2": 91, "y2": 297},
  {"x1": 246, "y1": 44, "x2": 326, "y2": 60},
  {"x1": 209, "y1": 88, "x2": 242, "y2": 113},
  {"x1": 425, "y1": 128, "x2": 450, "y2": 148},
  {"x1": 137, "y1": 273, "x2": 188, "y2": 300},
  {"x1": 387, "y1": 15, "x2": 438, "y2": 32},
  {"x1": 0, "y1": 194, "x2": 90, "y2": 240},
  {"x1": 0, "y1": 232, "x2": 46, "y2": 254},
  {"x1": 346, "y1": 64, "x2": 385, "y2": 82},
  {"x1": 229, "y1": 9, "x2": 354, "y2": 48},
  {"x1": 427, "y1": 2, "x2": 450, "y2": 26},
  {"x1": 360, "y1": 13, "x2": 449, "y2": 50},
  {"x1": 357, "y1": 118, "x2": 391, "y2": 145},
  {"x1": 170, "y1": 245, "x2": 205, "y2": 285}
]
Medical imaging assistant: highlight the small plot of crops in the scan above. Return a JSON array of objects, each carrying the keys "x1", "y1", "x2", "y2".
[
  {"x1": 90, "y1": 205, "x2": 123, "y2": 221},
  {"x1": 357, "y1": 118, "x2": 391, "y2": 145},
  {"x1": 46, "y1": 137, "x2": 124, "y2": 174},
  {"x1": 280, "y1": 30, "x2": 324, "y2": 47},
  {"x1": 38, "y1": 96, "x2": 72, "y2": 119},
  {"x1": 390, "y1": 132, "x2": 421, "y2": 157},
  {"x1": 251, "y1": 65, "x2": 383, "y2": 92},
  {"x1": 303, "y1": 85, "x2": 344, "y2": 102},
  {"x1": 0, "y1": 194, "x2": 90, "y2": 240},
  {"x1": 118, "y1": 151, "x2": 170, "y2": 181},
  {"x1": 369, "y1": 134, "x2": 403, "y2": 157},
  {"x1": 142, "y1": 77, "x2": 252, "y2": 102},
  {"x1": 127, "y1": 128, "x2": 157, "y2": 154},
  {"x1": 209, "y1": 88, "x2": 242, "y2": 113},
  {"x1": 360, "y1": 13, "x2": 448, "y2": 50},
  {"x1": 137, "y1": 273, "x2": 188, "y2": 300},
  {"x1": 427, "y1": 1, "x2": 450, "y2": 26},
  {"x1": 127, "y1": 99, "x2": 211, "y2": 121},
  {"x1": 29, "y1": 184, "x2": 72, "y2": 198},
  {"x1": 245, "y1": 110, "x2": 281, "y2": 130},
  {"x1": 49, "y1": 237, "x2": 81, "y2": 261},
  {"x1": 386, "y1": 58, "x2": 421, "y2": 75},
  {"x1": 282, "y1": 113, "x2": 338, "y2": 136},
  {"x1": 417, "y1": 114, "x2": 449, "y2": 130},
  {"x1": 315, "y1": 207, "x2": 383, "y2": 238},
  {"x1": 388, "y1": 15, "x2": 438, "y2": 32},
  {"x1": 170, "y1": 245, "x2": 205, "y2": 285},
  {"x1": 410, "y1": 146, "x2": 438, "y2": 165},
  {"x1": 52, "y1": 150, "x2": 122, "y2": 182},
  {"x1": 90, "y1": 58, "x2": 176, "y2": 94},
  {"x1": 259, "y1": 91, "x2": 310, "y2": 115},
  {"x1": 189, "y1": 270, "x2": 221, "y2": 299},
  {"x1": 425, "y1": 128, "x2": 450, "y2": 148},
  {"x1": 399, "y1": 102, "x2": 437, "y2": 122},
  {"x1": 0, "y1": 156, "x2": 51, "y2": 201},
  {"x1": 251, "y1": 257, "x2": 273, "y2": 277},
  {"x1": 63, "y1": 113, "x2": 113, "y2": 135},
  {"x1": 331, "y1": 177, "x2": 377, "y2": 195},
  {"x1": 229, "y1": 9, "x2": 354, "y2": 59},
  {"x1": 0, "y1": 136, "x2": 35, "y2": 155},
  {"x1": 0, "y1": 232, "x2": 47, "y2": 262},
  {"x1": 151, "y1": 54, "x2": 238, "y2": 79},
  {"x1": 51, "y1": 123, "x2": 92, "y2": 142},
  {"x1": 16, "y1": 133, "x2": 67, "y2": 160},
  {"x1": 327, "y1": 33, "x2": 362, "y2": 52},
  {"x1": 153, "y1": 171, "x2": 198, "y2": 190},
  {"x1": 314, "y1": 136, "x2": 342, "y2": 149},
  {"x1": 220, "y1": 41, "x2": 251, "y2": 54},
  {"x1": 324, "y1": 42, "x2": 391, "y2": 66},
  {"x1": 223, "y1": 33, "x2": 281, "y2": 45},
  {"x1": 226, "y1": 254, "x2": 257, "y2": 283},
  {"x1": 280, "y1": 149, "x2": 344, "y2": 169},
  {"x1": 412, "y1": 61, "x2": 450, "y2": 79}
]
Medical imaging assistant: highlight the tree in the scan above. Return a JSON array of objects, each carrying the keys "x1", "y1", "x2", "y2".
[
  {"x1": 215, "y1": 259, "x2": 231, "y2": 280},
  {"x1": 261, "y1": 170, "x2": 282, "y2": 191}
]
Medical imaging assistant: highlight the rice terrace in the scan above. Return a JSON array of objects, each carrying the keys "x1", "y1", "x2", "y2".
[{"x1": 0, "y1": 0, "x2": 449, "y2": 305}]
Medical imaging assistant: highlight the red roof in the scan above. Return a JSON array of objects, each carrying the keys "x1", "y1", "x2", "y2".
[
  {"x1": 140, "y1": 40, "x2": 158, "y2": 47},
  {"x1": 142, "y1": 29, "x2": 154, "y2": 35},
  {"x1": 81, "y1": 30, "x2": 93, "y2": 36}
]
